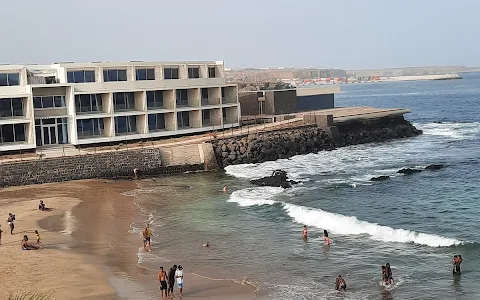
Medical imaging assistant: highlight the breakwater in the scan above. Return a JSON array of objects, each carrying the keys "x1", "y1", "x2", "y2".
[{"x1": 211, "y1": 116, "x2": 422, "y2": 168}]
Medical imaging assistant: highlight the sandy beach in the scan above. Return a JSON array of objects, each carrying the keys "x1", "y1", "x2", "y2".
[{"x1": 0, "y1": 179, "x2": 256, "y2": 300}]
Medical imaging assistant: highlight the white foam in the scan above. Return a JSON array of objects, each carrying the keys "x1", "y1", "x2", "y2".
[
  {"x1": 283, "y1": 203, "x2": 463, "y2": 247},
  {"x1": 228, "y1": 187, "x2": 283, "y2": 207},
  {"x1": 421, "y1": 122, "x2": 480, "y2": 140}
]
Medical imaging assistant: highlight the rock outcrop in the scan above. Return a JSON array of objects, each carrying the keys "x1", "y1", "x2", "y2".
[
  {"x1": 211, "y1": 116, "x2": 422, "y2": 168},
  {"x1": 370, "y1": 175, "x2": 391, "y2": 182},
  {"x1": 397, "y1": 168, "x2": 423, "y2": 175},
  {"x1": 250, "y1": 170, "x2": 298, "y2": 188},
  {"x1": 425, "y1": 164, "x2": 444, "y2": 171}
]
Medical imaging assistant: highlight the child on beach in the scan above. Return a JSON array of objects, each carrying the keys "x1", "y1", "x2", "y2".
[{"x1": 35, "y1": 230, "x2": 43, "y2": 246}]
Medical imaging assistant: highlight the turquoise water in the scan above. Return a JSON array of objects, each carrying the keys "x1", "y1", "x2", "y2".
[{"x1": 128, "y1": 74, "x2": 480, "y2": 299}]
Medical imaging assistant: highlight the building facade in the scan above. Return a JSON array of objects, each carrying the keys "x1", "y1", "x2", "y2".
[{"x1": 0, "y1": 61, "x2": 239, "y2": 152}]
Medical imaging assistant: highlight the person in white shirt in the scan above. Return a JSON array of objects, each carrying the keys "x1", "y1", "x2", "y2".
[{"x1": 175, "y1": 265, "x2": 184, "y2": 296}]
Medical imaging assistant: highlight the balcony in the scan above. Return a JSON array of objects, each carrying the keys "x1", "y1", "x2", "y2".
[
  {"x1": 222, "y1": 96, "x2": 237, "y2": 104},
  {"x1": 201, "y1": 97, "x2": 221, "y2": 106}
]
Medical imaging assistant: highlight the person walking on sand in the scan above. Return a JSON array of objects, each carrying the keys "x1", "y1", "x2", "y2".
[
  {"x1": 302, "y1": 225, "x2": 308, "y2": 240},
  {"x1": 35, "y1": 230, "x2": 43, "y2": 247},
  {"x1": 0, "y1": 225, "x2": 3, "y2": 245},
  {"x1": 7, "y1": 213, "x2": 15, "y2": 235},
  {"x1": 158, "y1": 266, "x2": 168, "y2": 299},
  {"x1": 168, "y1": 265, "x2": 177, "y2": 297},
  {"x1": 142, "y1": 224, "x2": 152, "y2": 252},
  {"x1": 176, "y1": 265, "x2": 184, "y2": 297}
]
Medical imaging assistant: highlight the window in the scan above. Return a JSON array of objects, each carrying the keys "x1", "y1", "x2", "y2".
[
  {"x1": 188, "y1": 67, "x2": 200, "y2": 79},
  {"x1": 223, "y1": 108, "x2": 227, "y2": 121},
  {"x1": 176, "y1": 89, "x2": 188, "y2": 106},
  {"x1": 164, "y1": 67, "x2": 179, "y2": 79},
  {"x1": 177, "y1": 111, "x2": 190, "y2": 128},
  {"x1": 146, "y1": 91, "x2": 164, "y2": 109},
  {"x1": 67, "y1": 70, "x2": 95, "y2": 83},
  {"x1": 202, "y1": 110, "x2": 211, "y2": 125},
  {"x1": 208, "y1": 67, "x2": 216, "y2": 78},
  {"x1": 0, "y1": 124, "x2": 26, "y2": 143},
  {"x1": 148, "y1": 114, "x2": 166, "y2": 131},
  {"x1": 201, "y1": 88, "x2": 209, "y2": 105},
  {"x1": 33, "y1": 96, "x2": 66, "y2": 109},
  {"x1": 0, "y1": 73, "x2": 20, "y2": 86},
  {"x1": 115, "y1": 116, "x2": 137, "y2": 134},
  {"x1": 75, "y1": 94, "x2": 103, "y2": 113},
  {"x1": 136, "y1": 68, "x2": 155, "y2": 80},
  {"x1": 103, "y1": 69, "x2": 127, "y2": 82},
  {"x1": 76, "y1": 118, "x2": 104, "y2": 138},
  {"x1": 113, "y1": 92, "x2": 135, "y2": 111},
  {"x1": 34, "y1": 118, "x2": 68, "y2": 145},
  {"x1": 0, "y1": 98, "x2": 23, "y2": 117}
]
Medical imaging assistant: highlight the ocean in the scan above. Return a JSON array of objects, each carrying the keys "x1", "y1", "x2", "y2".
[{"x1": 126, "y1": 74, "x2": 480, "y2": 300}]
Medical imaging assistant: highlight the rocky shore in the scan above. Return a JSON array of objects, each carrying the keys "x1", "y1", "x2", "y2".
[{"x1": 211, "y1": 116, "x2": 422, "y2": 168}]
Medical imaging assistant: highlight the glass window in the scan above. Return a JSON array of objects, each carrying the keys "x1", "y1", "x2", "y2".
[
  {"x1": 148, "y1": 114, "x2": 165, "y2": 131},
  {"x1": 74, "y1": 71, "x2": 85, "y2": 83},
  {"x1": 188, "y1": 67, "x2": 200, "y2": 78},
  {"x1": 77, "y1": 118, "x2": 104, "y2": 138},
  {"x1": 0, "y1": 99, "x2": 12, "y2": 117},
  {"x1": 202, "y1": 110, "x2": 211, "y2": 124},
  {"x1": 136, "y1": 68, "x2": 155, "y2": 81},
  {"x1": 177, "y1": 111, "x2": 190, "y2": 128},
  {"x1": 164, "y1": 67, "x2": 179, "y2": 79},
  {"x1": 12, "y1": 98, "x2": 23, "y2": 116},
  {"x1": 0, "y1": 74, "x2": 7, "y2": 86},
  {"x1": 2, "y1": 124, "x2": 14, "y2": 142},
  {"x1": 201, "y1": 88, "x2": 209, "y2": 100},
  {"x1": 75, "y1": 94, "x2": 102, "y2": 113},
  {"x1": 34, "y1": 97, "x2": 42, "y2": 109},
  {"x1": 42, "y1": 96, "x2": 54, "y2": 108},
  {"x1": 85, "y1": 71, "x2": 95, "y2": 82},
  {"x1": 67, "y1": 72, "x2": 74, "y2": 83},
  {"x1": 115, "y1": 116, "x2": 137, "y2": 134},
  {"x1": 147, "y1": 91, "x2": 164, "y2": 109},
  {"x1": 208, "y1": 67, "x2": 216, "y2": 78},
  {"x1": 54, "y1": 96, "x2": 65, "y2": 107},
  {"x1": 176, "y1": 89, "x2": 188, "y2": 106},
  {"x1": 104, "y1": 69, "x2": 127, "y2": 82},
  {"x1": 14, "y1": 124, "x2": 25, "y2": 141}
]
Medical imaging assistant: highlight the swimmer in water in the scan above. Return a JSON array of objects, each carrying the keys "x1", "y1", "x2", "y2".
[
  {"x1": 335, "y1": 275, "x2": 346, "y2": 291},
  {"x1": 223, "y1": 185, "x2": 228, "y2": 192},
  {"x1": 385, "y1": 263, "x2": 394, "y2": 285},
  {"x1": 324, "y1": 230, "x2": 331, "y2": 245},
  {"x1": 302, "y1": 225, "x2": 308, "y2": 240}
]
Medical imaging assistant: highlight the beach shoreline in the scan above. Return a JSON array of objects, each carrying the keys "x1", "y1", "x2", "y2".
[{"x1": 0, "y1": 179, "x2": 257, "y2": 300}]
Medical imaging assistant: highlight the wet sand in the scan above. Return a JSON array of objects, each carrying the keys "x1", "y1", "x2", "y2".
[{"x1": 0, "y1": 179, "x2": 255, "y2": 300}]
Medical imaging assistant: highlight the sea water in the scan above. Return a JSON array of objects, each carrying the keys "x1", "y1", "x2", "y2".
[{"x1": 127, "y1": 74, "x2": 480, "y2": 299}]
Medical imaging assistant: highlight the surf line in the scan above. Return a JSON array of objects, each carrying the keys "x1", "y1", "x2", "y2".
[{"x1": 228, "y1": 189, "x2": 466, "y2": 248}]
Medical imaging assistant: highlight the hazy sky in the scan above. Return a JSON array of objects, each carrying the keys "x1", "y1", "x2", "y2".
[{"x1": 1, "y1": 0, "x2": 478, "y2": 69}]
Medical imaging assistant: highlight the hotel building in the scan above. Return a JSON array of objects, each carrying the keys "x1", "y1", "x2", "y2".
[{"x1": 0, "y1": 61, "x2": 240, "y2": 152}]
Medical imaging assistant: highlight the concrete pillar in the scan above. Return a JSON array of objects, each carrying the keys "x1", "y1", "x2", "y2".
[
  {"x1": 315, "y1": 114, "x2": 333, "y2": 129},
  {"x1": 137, "y1": 114, "x2": 147, "y2": 134},
  {"x1": 200, "y1": 143, "x2": 219, "y2": 171},
  {"x1": 155, "y1": 65, "x2": 163, "y2": 80},
  {"x1": 135, "y1": 91, "x2": 146, "y2": 111},
  {"x1": 190, "y1": 110, "x2": 202, "y2": 128},
  {"x1": 165, "y1": 112, "x2": 176, "y2": 131},
  {"x1": 102, "y1": 93, "x2": 113, "y2": 113},
  {"x1": 104, "y1": 117, "x2": 114, "y2": 137},
  {"x1": 208, "y1": 87, "x2": 221, "y2": 105},
  {"x1": 188, "y1": 88, "x2": 200, "y2": 107},
  {"x1": 163, "y1": 90, "x2": 175, "y2": 110}
]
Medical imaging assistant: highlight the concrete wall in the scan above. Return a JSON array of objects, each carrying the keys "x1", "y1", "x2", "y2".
[
  {"x1": 296, "y1": 93, "x2": 334, "y2": 111},
  {"x1": 0, "y1": 142, "x2": 219, "y2": 187},
  {"x1": 238, "y1": 92, "x2": 259, "y2": 116},
  {"x1": 273, "y1": 90, "x2": 296, "y2": 114}
]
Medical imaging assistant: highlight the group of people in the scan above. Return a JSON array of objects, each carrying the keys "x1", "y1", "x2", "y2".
[
  {"x1": 158, "y1": 265, "x2": 184, "y2": 299},
  {"x1": 2, "y1": 200, "x2": 49, "y2": 250},
  {"x1": 140, "y1": 224, "x2": 186, "y2": 298},
  {"x1": 302, "y1": 225, "x2": 331, "y2": 246},
  {"x1": 453, "y1": 255, "x2": 463, "y2": 275}
]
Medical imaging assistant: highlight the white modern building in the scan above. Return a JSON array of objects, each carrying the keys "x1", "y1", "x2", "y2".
[{"x1": 0, "y1": 61, "x2": 240, "y2": 152}]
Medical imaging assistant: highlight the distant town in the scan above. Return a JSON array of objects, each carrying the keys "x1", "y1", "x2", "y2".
[{"x1": 225, "y1": 65, "x2": 480, "y2": 89}]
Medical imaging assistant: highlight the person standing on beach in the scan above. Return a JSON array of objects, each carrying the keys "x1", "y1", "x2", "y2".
[
  {"x1": 158, "y1": 266, "x2": 168, "y2": 299},
  {"x1": 302, "y1": 225, "x2": 308, "y2": 240},
  {"x1": 142, "y1": 224, "x2": 152, "y2": 252},
  {"x1": 7, "y1": 213, "x2": 15, "y2": 235},
  {"x1": 176, "y1": 265, "x2": 184, "y2": 297},
  {"x1": 0, "y1": 225, "x2": 3, "y2": 245},
  {"x1": 168, "y1": 265, "x2": 177, "y2": 296},
  {"x1": 35, "y1": 230, "x2": 43, "y2": 247}
]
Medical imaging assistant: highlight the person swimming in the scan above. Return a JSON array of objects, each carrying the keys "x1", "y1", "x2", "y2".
[
  {"x1": 324, "y1": 230, "x2": 331, "y2": 245},
  {"x1": 335, "y1": 275, "x2": 346, "y2": 291},
  {"x1": 385, "y1": 263, "x2": 394, "y2": 285},
  {"x1": 381, "y1": 266, "x2": 390, "y2": 285},
  {"x1": 223, "y1": 185, "x2": 228, "y2": 193},
  {"x1": 453, "y1": 255, "x2": 462, "y2": 275},
  {"x1": 302, "y1": 225, "x2": 308, "y2": 240}
]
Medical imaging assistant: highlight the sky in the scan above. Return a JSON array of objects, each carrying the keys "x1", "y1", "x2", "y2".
[{"x1": 1, "y1": 0, "x2": 479, "y2": 69}]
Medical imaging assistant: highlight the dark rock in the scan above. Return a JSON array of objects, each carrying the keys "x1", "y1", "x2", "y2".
[
  {"x1": 425, "y1": 164, "x2": 444, "y2": 171},
  {"x1": 397, "y1": 168, "x2": 422, "y2": 175},
  {"x1": 370, "y1": 175, "x2": 390, "y2": 182},
  {"x1": 250, "y1": 169, "x2": 298, "y2": 189}
]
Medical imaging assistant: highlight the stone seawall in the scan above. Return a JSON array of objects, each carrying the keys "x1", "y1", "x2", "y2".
[
  {"x1": 0, "y1": 148, "x2": 204, "y2": 188},
  {"x1": 211, "y1": 116, "x2": 422, "y2": 168}
]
